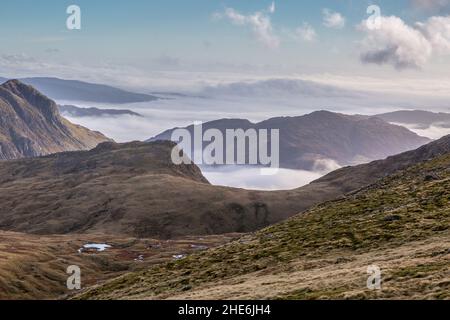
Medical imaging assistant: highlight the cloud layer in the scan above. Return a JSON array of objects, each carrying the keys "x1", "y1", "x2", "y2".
[{"x1": 200, "y1": 166, "x2": 323, "y2": 190}]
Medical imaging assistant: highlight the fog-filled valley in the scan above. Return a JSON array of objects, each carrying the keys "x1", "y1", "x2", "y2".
[{"x1": 49, "y1": 76, "x2": 450, "y2": 190}]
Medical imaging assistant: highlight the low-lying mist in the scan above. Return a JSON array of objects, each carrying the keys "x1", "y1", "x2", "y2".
[
  {"x1": 58, "y1": 78, "x2": 450, "y2": 191},
  {"x1": 200, "y1": 166, "x2": 325, "y2": 191},
  {"x1": 390, "y1": 122, "x2": 450, "y2": 140}
]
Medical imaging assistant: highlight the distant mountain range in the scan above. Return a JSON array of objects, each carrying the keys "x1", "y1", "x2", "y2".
[
  {"x1": 376, "y1": 110, "x2": 450, "y2": 129},
  {"x1": 0, "y1": 80, "x2": 111, "y2": 160},
  {"x1": 0, "y1": 77, "x2": 159, "y2": 104},
  {"x1": 150, "y1": 111, "x2": 431, "y2": 170},
  {"x1": 59, "y1": 105, "x2": 143, "y2": 118}
]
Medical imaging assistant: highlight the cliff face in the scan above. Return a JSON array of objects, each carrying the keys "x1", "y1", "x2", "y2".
[{"x1": 0, "y1": 79, "x2": 111, "y2": 160}]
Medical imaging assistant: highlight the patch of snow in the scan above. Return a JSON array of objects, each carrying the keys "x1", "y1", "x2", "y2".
[{"x1": 78, "y1": 243, "x2": 112, "y2": 253}]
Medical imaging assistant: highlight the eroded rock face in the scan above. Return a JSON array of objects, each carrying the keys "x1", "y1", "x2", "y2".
[{"x1": 0, "y1": 79, "x2": 111, "y2": 160}]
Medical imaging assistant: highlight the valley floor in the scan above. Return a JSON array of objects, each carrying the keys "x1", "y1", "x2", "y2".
[
  {"x1": 1, "y1": 230, "x2": 447, "y2": 300},
  {"x1": 0, "y1": 231, "x2": 239, "y2": 300}
]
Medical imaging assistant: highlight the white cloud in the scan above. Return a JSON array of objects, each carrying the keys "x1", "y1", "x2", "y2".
[
  {"x1": 312, "y1": 158, "x2": 341, "y2": 172},
  {"x1": 215, "y1": 4, "x2": 280, "y2": 49},
  {"x1": 268, "y1": 2, "x2": 276, "y2": 14},
  {"x1": 295, "y1": 23, "x2": 317, "y2": 42},
  {"x1": 415, "y1": 15, "x2": 450, "y2": 54},
  {"x1": 322, "y1": 9, "x2": 346, "y2": 29},
  {"x1": 360, "y1": 16, "x2": 432, "y2": 70},
  {"x1": 359, "y1": 15, "x2": 450, "y2": 70},
  {"x1": 390, "y1": 122, "x2": 450, "y2": 140}
]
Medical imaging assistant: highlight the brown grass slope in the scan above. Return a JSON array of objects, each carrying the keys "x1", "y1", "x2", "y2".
[
  {"x1": 0, "y1": 140, "x2": 302, "y2": 238},
  {"x1": 0, "y1": 231, "x2": 239, "y2": 300},
  {"x1": 76, "y1": 149, "x2": 450, "y2": 300},
  {"x1": 1, "y1": 136, "x2": 450, "y2": 239},
  {"x1": 0, "y1": 79, "x2": 110, "y2": 160}
]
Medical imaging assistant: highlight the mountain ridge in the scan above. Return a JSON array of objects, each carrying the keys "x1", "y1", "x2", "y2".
[
  {"x1": 0, "y1": 135, "x2": 449, "y2": 239},
  {"x1": 150, "y1": 110, "x2": 431, "y2": 170},
  {"x1": 1, "y1": 77, "x2": 159, "y2": 104},
  {"x1": 0, "y1": 79, "x2": 111, "y2": 159}
]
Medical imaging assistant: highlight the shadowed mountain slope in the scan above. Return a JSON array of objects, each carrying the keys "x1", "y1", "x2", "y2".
[
  {"x1": 0, "y1": 80, "x2": 110, "y2": 160},
  {"x1": 18, "y1": 77, "x2": 159, "y2": 104},
  {"x1": 150, "y1": 111, "x2": 430, "y2": 170}
]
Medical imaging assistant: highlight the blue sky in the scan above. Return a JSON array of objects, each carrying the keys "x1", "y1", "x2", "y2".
[{"x1": 0, "y1": 0, "x2": 449, "y2": 80}]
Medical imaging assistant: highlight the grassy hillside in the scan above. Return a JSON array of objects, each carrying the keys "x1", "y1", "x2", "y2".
[
  {"x1": 0, "y1": 140, "x2": 325, "y2": 238},
  {"x1": 0, "y1": 231, "x2": 238, "y2": 299},
  {"x1": 2, "y1": 134, "x2": 448, "y2": 240},
  {"x1": 76, "y1": 152, "x2": 450, "y2": 300}
]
